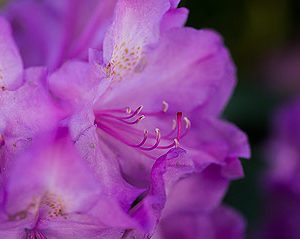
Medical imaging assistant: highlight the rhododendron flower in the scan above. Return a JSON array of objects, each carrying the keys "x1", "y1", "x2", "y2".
[
  {"x1": 48, "y1": 0, "x2": 249, "y2": 236},
  {"x1": 49, "y1": 0, "x2": 249, "y2": 181},
  {"x1": 0, "y1": 0, "x2": 250, "y2": 238},
  {"x1": 257, "y1": 100, "x2": 300, "y2": 239}
]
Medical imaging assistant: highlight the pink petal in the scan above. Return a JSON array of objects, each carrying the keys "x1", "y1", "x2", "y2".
[{"x1": 0, "y1": 17, "x2": 23, "y2": 90}]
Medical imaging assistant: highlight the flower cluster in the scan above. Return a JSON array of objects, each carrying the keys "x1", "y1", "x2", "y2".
[{"x1": 0, "y1": 0, "x2": 250, "y2": 238}]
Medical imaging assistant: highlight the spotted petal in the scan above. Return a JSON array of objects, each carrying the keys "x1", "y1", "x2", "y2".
[{"x1": 0, "y1": 129, "x2": 139, "y2": 238}]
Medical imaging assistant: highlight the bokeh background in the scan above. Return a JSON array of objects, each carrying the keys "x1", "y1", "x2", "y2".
[
  {"x1": 180, "y1": 0, "x2": 300, "y2": 237},
  {"x1": 0, "y1": 0, "x2": 298, "y2": 237}
]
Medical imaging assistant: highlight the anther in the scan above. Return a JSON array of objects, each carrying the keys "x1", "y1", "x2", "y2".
[
  {"x1": 183, "y1": 117, "x2": 191, "y2": 129},
  {"x1": 162, "y1": 101, "x2": 169, "y2": 113},
  {"x1": 174, "y1": 138, "x2": 180, "y2": 148},
  {"x1": 140, "y1": 128, "x2": 161, "y2": 151},
  {"x1": 126, "y1": 107, "x2": 132, "y2": 114},
  {"x1": 172, "y1": 119, "x2": 177, "y2": 130}
]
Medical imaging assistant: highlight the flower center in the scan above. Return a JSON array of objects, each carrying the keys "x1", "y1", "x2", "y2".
[
  {"x1": 7, "y1": 192, "x2": 67, "y2": 222},
  {"x1": 103, "y1": 42, "x2": 145, "y2": 81},
  {"x1": 40, "y1": 192, "x2": 67, "y2": 219},
  {"x1": 94, "y1": 101, "x2": 191, "y2": 159}
]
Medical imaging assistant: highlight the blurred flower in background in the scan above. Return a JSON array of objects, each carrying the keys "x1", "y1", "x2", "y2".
[{"x1": 257, "y1": 100, "x2": 300, "y2": 239}]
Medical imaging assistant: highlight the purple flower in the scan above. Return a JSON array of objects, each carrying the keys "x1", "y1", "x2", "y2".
[
  {"x1": 47, "y1": 0, "x2": 249, "y2": 236},
  {"x1": 0, "y1": 0, "x2": 250, "y2": 238},
  {"x1": 48, "y1": 0, "x2": 249, "y2": 180},
  {"x1": 0, "y1": 128, "x2": 141, "y2": 238},
  {"x1": 257, "y1": 99, "x2": 300, "y2": 239}
]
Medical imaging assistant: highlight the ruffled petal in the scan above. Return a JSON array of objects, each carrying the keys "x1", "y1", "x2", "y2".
[
  {"x1": 101, "y1": 28, "x2": 236, "y2": 117},
  {"x1": 102, "y1": 0, "x2": 170, "y2": 80},
  {"x1": 163, "y1": 166, "x2": 229, "y2": 217},
  {"x1": 0, "y1": 67, "x2": 62, "y2": 163},
  {"x1": 126, "y1": 148, "x2": 188, "y2": 236},
  {"x1": 153, "y1": 205, "x2": 246, "y2": 239},
  {"x1": 48, "y1": 61, "x2": 99, "y2": 109},
  {"x1": 68, "y1": 109, "x2": 143, "y2": 210}
]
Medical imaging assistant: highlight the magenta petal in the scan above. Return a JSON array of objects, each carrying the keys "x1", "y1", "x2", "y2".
[
  {"x1": 3, "y1": 129, "x2": 101, "y2": 215},
  {"x1": 153, "y1": 205, "x2": 246, "y2": 239},
  {"x1": 163, "y1": 166, "x2": 229, "y2": 217},
  {"x1": 101, "y1": 28, "x2": 236, "y2": 117},
  {"x1": 1, "y1": 129, "x2": 140, "y2": 238},
  {"x1": 160, "y1": 8, "x2": 189, "y2": 32},
  {"x1": 48, "y1": 61, "x2": 98, "y2": 109},
  {"x1": 0, "y1": 67, "x2": 62, "y2": 164},
  {"x1": 183, "y1": 117, "x2": 250, "y2": 179},
  {"x1": 0, "y1": 17, "x2": 23, "y2": 90},
  {"x1": 103, "y1": 0, "x2": 170, "y2": 65},
  {"x1": 68, "y1": 109, "x2": 143, "y2": 210},
  {"x1": 169, "y1": 0, "x2": 181, "y2": 8},
  {"x1": 127, "y1": 148, "x2": 187, "y2": 234}
]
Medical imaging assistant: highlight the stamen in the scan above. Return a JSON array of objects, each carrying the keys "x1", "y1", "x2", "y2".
[
  {"x1": 183, "y1": 117, "x2": 191, "y2": 129},
  {"x1": 181, "y1": 117, "x2": 191, "y2": 138},
  {"x1": 95, "y1": 104, "x2": 191, "y2": 156},
  {"x1": 172, "y1": 119, "x2": 177, "y2": 130},
  {"x1": 126, "y1": 107, "x2": 132, "y2": 114},
  {"x1": 121, "y1": 106, "x2": 143, "y2": 119},
  {"x1": 96, "y1": 112, "x2": 145, "y2": 125},
  {"x1": 162, "y1": 101, "x2": 169, "y2": 113},
  {"x1": 119, "y1": 115, "x2": 145, "y2": 125},
  {"x1": 157, "y1": 139, "x2": 176, "y2": 149},
  {"x1": 174, "y1": 138, "x2": 180, "y2": 148},
  {"x1": 140, "y1": 128, "x2": 161, "y2": 151},
  {"x1": 129, "y1": 130, "x2": 148, "y2": 147}
]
